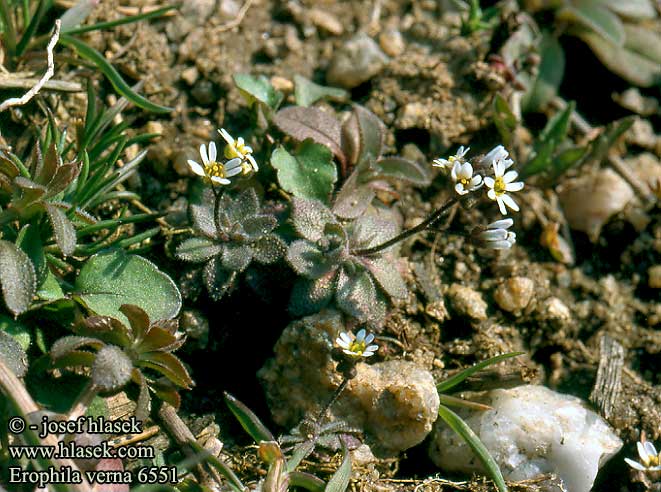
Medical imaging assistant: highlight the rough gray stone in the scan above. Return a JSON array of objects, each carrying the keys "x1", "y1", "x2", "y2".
[{"x1": 326, "y1": 33, "x2": 389, "y2": 89}]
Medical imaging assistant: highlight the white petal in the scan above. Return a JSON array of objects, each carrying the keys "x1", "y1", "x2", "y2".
[
  {"x1": 200, "y1": 143, "x2": 209, "y2": 165},
  {"x1": 496, "y1": 196, "x2": 508, "y2": 215},
  {"x1": 501, "y1": 193, "x2": 520, "y2": 212},
  {"x1": 487, "y1": 188, "x2": 497, "y2": 200},
  {"x1": 642, "y1": 441, "x2": 656, "y2": 461},
  {"x1": 356, "y1": 329, "x2": 366, "y2": 343},
  {"x1": 451, "y1": 161, "x2": 460, "y2": 181},
  {"x1": 502, "y1": 158, "x2": 514, "y2": 169},
  {"x1": 484, "y1": 176, "x2": 495, "y2": 188},
  {"x1": 342, "y1": 349, "x2": 355, "y2": 356},
  {"x1": 490, "y1": 240, "x2": 512, "y2": 250},
  {"x1": 187, "y1": 160, "x2": 206, "y2": 176},
  {"x1": 247, "y1": 154, "x2": 259, "y2": 172},
  {"x1": 224, "y1": 158, "x2": 243, "y2": 170},
  {"x1": 364, "y1": 333, "x2": 375, "y2": 344},
  {"x1": 243, "y1": 144, "x2": 253, "y2": 154},
  {"x1": 225, "y1": 166, "x2": 243, "y2": 178},
  {"x1": 469, "y1": 175, "x2": 483, "y2": 189},
  {"x1": 503, "y1": 170, "x2": 519, "y2": 183},
  {"x1": 506, "y1": 181, "x2": 524, "y2": 192},
  {"x1": 625, "y1": 458, "x2": 646, "y2": 471},
  {"x1": 489, "y1": 218, "x2": 513, "y2": 229},
  {"x1": 208, "y1": 141, "x2": 217, "y2": 162},
  {"x1": 210, "y1": 176, "x2": 230, "y2": 185},
  {"x1": 481, "y1": 229, "x2": 508, "y2": 241},
  {"x1": 364, "y1": 344, "x2": 379, "y2": 354},
  {"x1": 483, "y1": 145, "x2": 506, "y2": 164},
  {"x1": 495, "y1": 160, "x2": 506, "y2": 177},
  {"x1": 458, "y1": 146, "x2": 469, "y2": 158},
  {"x1": 455, "y1": 183, "x2": 468, "y2": 195},
  {"x1": 506, "y1": 231, "x2": 516, "y2": 244},
  {"x1": 219, "y1": 128, "x2": 234, "y2": 145}
]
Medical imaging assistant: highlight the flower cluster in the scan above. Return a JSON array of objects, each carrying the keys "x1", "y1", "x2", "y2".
[
  {"x1": 625, "y1": 439, "x2": 661, "y2": 473},
  {"x1": 433, "y1": 145, "x2": 524, "y2": 215},
  {"x1": 187, "y1": 128, "x2": 257, "y2": 186}
]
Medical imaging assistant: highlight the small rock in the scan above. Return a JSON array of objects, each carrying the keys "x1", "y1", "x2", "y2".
[
  {"x1": 448, "y1": 284, "x2": 487, "y2": 320},
  {"x1": 326, "y1": 33, "x2": 389, "y2": 89},
  {"x1": 181, "y1": 66, "x2": 199, "y2": 86},
  {"x1": 539, "y1": 297, "x2": 571, "y2": 321},
  {"x1": 191, "y1": 79, "x2": 216, "y2": 106},
  {"x1": 379, "y1": 28, "x2": 405, "y2": 57},
  {"x1": 270, "y1": 75, "x2": 294, "y2": 92},
  {"x1": 494, "y1": 277, "x2": 534, "y2": 314},
  {"x1": 258, "y1": 310, "x2": 439, "y2": 454},
  {"x1": 429, "y1": 385, "x2": 622, "y2": 492},
  {"x1": 218, "y1": 0, "x2": 240, "y2": 20},
  {"x1": 308, "y1": 8, "x2": 343, "y2": 36},
  {"x1": 648, "y1": 265, "x2": 661, "y2": 288},
  {"x1": 145, "y1": 121, "x2": 164, "y2": 137}
]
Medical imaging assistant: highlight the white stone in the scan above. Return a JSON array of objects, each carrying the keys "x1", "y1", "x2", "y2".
[{"x1": 429, "y1": 385, "x2": 622, "y2": 492}]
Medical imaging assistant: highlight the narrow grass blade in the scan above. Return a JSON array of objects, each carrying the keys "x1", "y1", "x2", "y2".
[
  {"x1": 436, "y1": 352, "x2": 523, "y2": 394},
  {"x1": 437, "y1": 404, "x2": 508, "y2": 492},
  {"x1": 325, "y1": 440, "x2": 352, "y2": 492},
  {"x1": 63, "y1": 5, "x2": 177, "y2": 35},
  {"x1": 224, "y1": 392, "x2": 275, "y2": 443},
  {"x1": 59, "y1": 34, "x2": 172, "y2": 113},
  {"x1": 289, "y1": 471, "x2": 325, "y2": 491}
]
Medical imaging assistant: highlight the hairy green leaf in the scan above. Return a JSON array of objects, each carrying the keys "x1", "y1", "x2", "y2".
[
  {"x1": 271, "y1": 141, "x2": 337, "y2": 204},
  {"x1": 75, "y1": 250, "x2": 181, "y2": 324},
  {"x1": 0, "y1": 330, "x2": 28, "y2": 377},
  {"x1": 290, "y1": 197, "x2": 338, "y2": 242},
  {"x1": 374, "y1": 157, "x2": 430, "y2": 186},
  {"x1": 0, "y1": 240, "x2": 37, "y2": 315},
  {"x1": 233, "y1": 73, "x2": 283, "y2": 109},
  {"x1": 335, "y1": 267, "x2": 376, "y2": 322},
  {"x1": 176, "y1": 238, "x2": 223, "y2": 263},
  {"x1": 92, "y1": 345, "x2": 133, "y2": 391},
  {"x1": 252, "y1": 235, "x2": 287, "y2": 264},
  {"x1": 44, "y1": 203, "x2": 76, "y2": 256},
  {"x1": 325, "y1": 441, "x2": 352, "y2": 492}
]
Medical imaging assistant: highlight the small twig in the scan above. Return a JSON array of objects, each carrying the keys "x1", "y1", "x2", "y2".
[
  {"x1": 217, "y1": 0, "x2": 254, "y2": 32},
  {"x1": 0, "y1": 20, "x2": 61, "y2": 112},
  {"x1": 0, "y1": 74, "x2": 81, "y2": 92}
]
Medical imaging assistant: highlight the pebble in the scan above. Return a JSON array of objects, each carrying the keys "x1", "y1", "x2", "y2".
[
  {"x1": 270, "y1": 75, "x2": 294, "y2": 92},
  {"x1": 494, "y1": 277, "x2": 534, "y2": 314},
  {"x1": 448, "y1": 284, "x2": 488, "y2": 320},
  {"x1": 326, "y1": 33, "x2": 389, "y2": 89},
  {"x1": 379, "y1": 28, "x2": 405, "y2": 57},
  {"x1": 191, "y1": 79, "x2": 216, "y2": 106},
  {"x1": 181, "y1": 66, "x2": 199, "y2": 86},
  {"x1": 539, "y1": 297, "x2": 571, "y2": 321},
  {"x1": 648, "y1": 265, "x2": 661, "y2": 288},
  {"x1": 308, "y1": 8, "x2": 344, "y2": 36}
]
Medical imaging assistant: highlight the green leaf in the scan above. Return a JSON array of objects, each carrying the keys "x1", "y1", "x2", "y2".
[
  {"x1": 437, "y1": 405, "x2": 508, "y2": 492},
  {"x1": 37, "y1": 269, "x2": 65, "y2": 301},
  {"x1": 335, "y1": 266, "x2": 376, "y2": 322},
  {"x1": 0, "y1": 240, "x2": 37, "y2": 315},
  {"x1": 188, "y1": 441, "x2": 247, "y2": 492},
  {"x1": 224, "y1": 392, "x2": 275, "y2": 443},
  {"x1": 75, "y1": 249, "x2": 181, "y2": 324},
  {"x1": 492, "y1": 94, "x2": 518, "y2": 144},
  {"x1": 176, "y1": 238, "x2": 223, "y2": 263},
  {"x1": 521, "y1": 102, "x2": 574, "y2": 178},
  {"x1": 522, "y1": 33, "x2": 565, "y2": 112},
  {"x1": 289, "y1": 471, "x2": 325, "y2": 491},
  {"x1": 287, "y1": 240, "x2": 336, "y2": 279},
  {"x1": 0, "y1": 329, "x2": 28, "y2": 377},
  {"x1": 16, "y1": 223, "x2": 47, "y2": 286},
  {"x1": 436, "y1": 352, "x2": 524, "y2": 393},
  {"x1": 290, "y1": 197, "x2": 339, "y2": 242},
  {"x1": 325, "y1": 441, "x2": 352, "y2": 492},
  {"x1": 0, "y1": 314, "x2": 31, "y2": 351},
  {"x1": 353, "y1": 105, "x2": 385, "y2": 164},
  {"x1": 271, "y1": 141, "x2": 338, "y2": 204},
  {"x1": 374, "y1": 157, "x2": 430, "y2": 186},
  {"x1": 294, "y1": 75, "x2": 348, "y2": 107},
  {"x1": 551, "y1": 146, "x2": 588, "y2": 178},
  {"x1": 59, "y1": 35, "x2": 172, "y2": 113},
  {"x1": 558, "y1": 0, "x2": 625, "y2": 47},
  {"x1": 233, "y1": 73, "x2": 283, "y2": 109},
  {"x1": 289, "y1": 275, "x2": 336, "y2": 316},
  {"x1": 364, "y1": 257, "x2": 407, "y2": 299},
  {"x1": 62, "y1": 5, "x2": 177, "y2": 35},
  {"x1": 44, "y1": 203, "x2": 77, "y2": 256},
  {"x1": 601, "y1": 0, "x2": 657, "y2": 20}
]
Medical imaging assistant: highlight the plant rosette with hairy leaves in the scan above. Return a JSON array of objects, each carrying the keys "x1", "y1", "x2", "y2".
[
  {"x1": 286, "y1": 198, "x2": 407, "y2": 325},
  {"x1": 175, "y1": 187, "x2": 286, "y2": 300},
  {"x1": 50, "y1": 304, "x2": 192, "y2": 420}
]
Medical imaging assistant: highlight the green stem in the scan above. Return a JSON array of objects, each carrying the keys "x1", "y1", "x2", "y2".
[
  {"x1": 316, "y1": 377, "x2": 349, "y2": 422},
  {"x1": 352, "y1": 196, "x2": 459, "y2": 256},
  {"x1": 0, "y1": 0, "x2": 17, "y2": 61}
]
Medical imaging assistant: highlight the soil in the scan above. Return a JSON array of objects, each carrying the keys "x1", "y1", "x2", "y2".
[{"x1": 15, "y1": 0, "x2": 661, "y2": 490}]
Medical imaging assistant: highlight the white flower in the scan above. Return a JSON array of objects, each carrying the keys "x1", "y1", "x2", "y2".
[
  {"x1": 476, "y1": 218, "x2": 516, "y2": 250},
  {"x1": 432, "y1": 146, "x2": 470, "y2": 170},
  {"x1": 451, "y1": 161, "x2": 483, "y2": 195},
  {"x1": 218, "y1": 128, "x2": 258, "y2": 174},
  {"x1": 625, "y1": 440, "x2": 661, "y2": 472},
  {"x1": 335, "y1": 329, "x2": 378, "y2": 359},
  {"x1": 480, "y1": 144, "x2": 513, "y2": 170},
  {"x1": 484, "y1": 159, "x2": 524, "y2": 215},
  {"x1": 187, "y1": 142, "x2": 243, "y2": 186}
]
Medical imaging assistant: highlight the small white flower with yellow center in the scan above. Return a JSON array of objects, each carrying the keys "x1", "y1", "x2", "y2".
[
  {"x1": 433, "y1": 146, "x2": 470, "y2": 170},
  {"x1": 476, "y1": 218, "x2": 516, "y2": 250},
  {"x1": 336, "y1": 329, "x2": 378, "y2": 359},
  {"x1": 218, "y1": 128, "x2": 258, "y2": 175},
  {"x1": 187, "y1": 142, "x2": 243, "y2": 186},
  {"x1": 625, "y1": 440, "x2": 661, "y2": 472},
  {"x1": 484, "y1": 159, "x2": 524, "y2": 215},
  {"x1": 451, "y1": 160, "x2": 483, "y2": 195}
]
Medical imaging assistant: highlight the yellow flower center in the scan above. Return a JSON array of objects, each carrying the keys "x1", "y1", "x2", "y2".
[
  {"x1": 348, "y1": 340, "x2": 367, "y2": 355},
  {"x1": 645, "y1": 454, "x2": 660, "y2": 467},
  {"x1": 460, "y1": 177, "x2": 470, "y2": 186},
  {"x1": 493, "y1": 177, "x2": 506, "y2": 195},
  {"x1": 205, "y1": 162, "x2": 226, "y2": 180},
  {"x1": 449, "y1": 156, "x2": 457, "y2": 163},
  {"x1": 224, "y1": 142, "x2": 250, "y2": 160}
]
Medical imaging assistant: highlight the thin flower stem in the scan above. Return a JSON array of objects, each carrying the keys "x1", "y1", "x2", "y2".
[
  {"x1": 352, "y1": 196, "x2": 460, "y2": 256},
  {"x1": 212, "y1": 186, "x2": 223, "y2": 235},
  {"x1": 316, "y1": 377, "x2": 349, "y2": 422}
]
